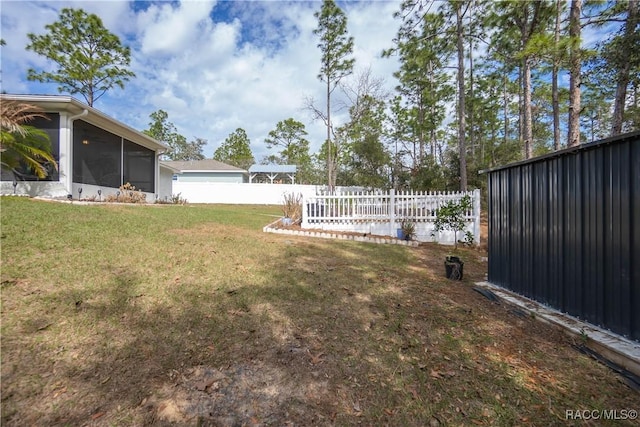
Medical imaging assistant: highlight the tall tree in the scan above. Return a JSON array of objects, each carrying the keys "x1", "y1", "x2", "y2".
[
  {"x1": 385, "y1": 4, "x2": 454, "y2": 187},
  {"x1": 264, "y1": 118, "x2": 310, "y2": 164},
  {"x1": 567, "y1": 0, "x2": 582, "y2": 147},
  {"x1": 143, "y1": 110, "x2": 204, "y2": 161},
  {"x1": 489, "y1": 0, "x2": 555, "y2": 158},
  {"x1": 340, "y1": 94, "x2": 391, "y2": 189},
  {"x1": 0, "y1": 100, "x2": 58, "y2": 179},
  {"x1": 213, "y1": 128, "x2": 255, "y2": 170},
  {"x1": 313, "y1": 0, "x2": 355, "y2": 191},
  {"x1": 26, "y1": 8, "x2": 135, "y2": 107},
  {"x1": 454, "y1": 0, "x2": 469, "y2": 190},
  {"x1": 551, "y1": 0, "x2": 566, "y2": 151},
  {"x1": 264, "y1": 118, "x2": 314, "y2": 183},
  {"x1": 609, "y1": 0, "x2": 639, "y2": 135}
]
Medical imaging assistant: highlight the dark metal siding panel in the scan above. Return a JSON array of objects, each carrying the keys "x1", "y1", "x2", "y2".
[
  {"x1": 548, "y1": 157, "x2": 564, "y2": 309},
  {"x1": 582, "y1": 148, "x2": 605, "y2": 327},
  {"x1": 489, "y1": 167, "x2": 513, "y2": 289},
  {"x1": 522, "y1": 164, "x2": 534, "y2": 297},
  {"x1": 563, "y1": 153, "x2": 584, "y2": 317},
  {"x1": 486, "y1": 135, "x2": 639, "y2": 341},
  {"x1": 604, "y1": 141, "x2": 632, "y2": 337},
  {"x1": 631, "y1": 141, "x2": 640, "y2": 341},
  {"x1": 604, "y1": 143, "x2": 623, "y2": 335},
  {"x1": 487, "y1": 172, "x2": 499, "y2": 284},
  {"x1": 509, "y1": 167, "x2": 523, "y2": 294},
  {"x1": 532, "y1": 161, "x2": 549, "y2": 304}
]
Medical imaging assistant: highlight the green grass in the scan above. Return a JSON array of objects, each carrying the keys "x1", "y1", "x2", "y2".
[{"x1": 1, "y1": 197, "x2": 637, "y2": 426}]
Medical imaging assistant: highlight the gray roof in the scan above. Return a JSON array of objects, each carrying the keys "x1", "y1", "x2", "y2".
[
  {"x1": 1, "y1": 94, "x2": 169, "y2": 152},
  {"x1": 161, "y1": 159, "x2": 247, "y2": 173},
  {"x1": 248, "y1": 164, "x2": 297, "y2": 173}
]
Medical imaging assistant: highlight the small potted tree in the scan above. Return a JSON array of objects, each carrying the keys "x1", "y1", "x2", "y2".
[
  {"x1": 399, "y1": 219, "x2": 416, "y2": 241},
  {"x1": 431, "y1": 195, "x2": 474, "y2": 280}
]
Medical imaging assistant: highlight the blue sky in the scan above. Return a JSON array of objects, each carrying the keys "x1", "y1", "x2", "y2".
[
  {"x1": 1, "y1": 1, "x2": 617, "y2": 161},
  {"x1": 1, "y1": 0, "x2": 402, "y2": 161}
]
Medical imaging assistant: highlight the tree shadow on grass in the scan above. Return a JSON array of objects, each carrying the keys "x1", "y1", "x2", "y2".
[{"x1": 2, "y1": 236, "x2": 637, "y2": 426}]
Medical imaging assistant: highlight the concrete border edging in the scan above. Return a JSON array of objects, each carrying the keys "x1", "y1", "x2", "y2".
[
  {"x1": 263, "y1": 220, "x2": 419, "y2": 247},
  {"x1": 475, "y1": 281, "x2": 640, "y2": 378}
]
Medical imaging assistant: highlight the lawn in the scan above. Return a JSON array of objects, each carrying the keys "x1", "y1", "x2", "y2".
[{"x1": 1, "y1": 197, "x2": 636, "y2": 426}]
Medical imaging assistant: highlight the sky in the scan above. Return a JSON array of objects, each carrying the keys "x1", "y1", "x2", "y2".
[{"x1": 0, "y1": 0, "x2": 404, "y2": 162}]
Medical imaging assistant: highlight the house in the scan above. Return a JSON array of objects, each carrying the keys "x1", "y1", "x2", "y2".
[
  {"x1": 162, "y1": 159, "x2": 248, "y2": 183},
  {"x1": 1, "y1": 94, "x2": 170, "y2": 200},
  {"x1": 484, "y1": 130, "x2": 640, "y2": 341}
]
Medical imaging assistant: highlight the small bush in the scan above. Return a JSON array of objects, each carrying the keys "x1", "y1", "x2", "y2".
[
  {"x1": 104, "y1": 183, "x2": 147, "y2": 204},
  {"x1": 400, "y1": 220, "x2": 416, "y2": 241},
  {"x1": 170, "y1": 193, "x2": 188, "y2": 205},
  {"x1": 431, "y1": 195, "x2": 474, "y2": 249}
]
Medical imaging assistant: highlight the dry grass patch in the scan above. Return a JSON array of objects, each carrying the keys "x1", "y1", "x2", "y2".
[{"x1": 1, "y1": 198, "x2": 637, "y2": 426}]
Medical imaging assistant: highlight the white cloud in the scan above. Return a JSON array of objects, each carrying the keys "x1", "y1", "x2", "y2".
[
  {"x1": 1, "y1": 0, "x2": 401, "y2": 161},
  {"x1": 137, "y1": 1, "x2": 217, "y2": 55}
]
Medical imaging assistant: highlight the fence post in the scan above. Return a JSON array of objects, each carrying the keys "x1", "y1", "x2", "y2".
[
  {"x1": 473, "y1": 188, "x2": 481, "y2": 246},
  {"x1": 301, "y1": 195, "x2": 308, "y2": 228},
  {"x1": 389, "y1": 188, "x2": 396, "y2": 236}
]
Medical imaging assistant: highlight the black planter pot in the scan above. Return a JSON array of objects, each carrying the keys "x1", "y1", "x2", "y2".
[{"x1": 444, "y1": 256, "x2": 464, "y2": 280}]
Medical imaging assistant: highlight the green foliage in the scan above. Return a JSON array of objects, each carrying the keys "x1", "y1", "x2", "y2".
[
  {"x1": 213, "y1": 128, "x2": 255, "y2": 170},
  {"x1": 340, "y1": 94, "x2": 391, "y2": 189},
  {"x1": 400, "y1": 220, "x2": 416, "y2": 241},
  {"x1": 143, "y1": 110, "x2": 205, "y2": 161},
  {"x1": 264, "y1": 118, "x2": 315, "y2": 183},
  {"x1": 431, "y1": 195, "x2": 474, "y2": 249},
  {"x1": 0, "y1": 100, "x2": 57, "y2": 179},
  {"x1": 26, "y1": 8, "x2": 135, "y2": 106}
]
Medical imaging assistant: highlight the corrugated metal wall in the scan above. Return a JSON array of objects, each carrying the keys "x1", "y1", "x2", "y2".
[{"x1": 487, "y1": 132, "x2": 640, "y2": 341}]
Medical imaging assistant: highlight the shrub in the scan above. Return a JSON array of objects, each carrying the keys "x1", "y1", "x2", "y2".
[
  {"x1": 431, "y1": 195, "x2": 474, "y2": 249},
  {"x1": 170, "y1": 193, "x2": 188, "y2": 205},
  {"x1": 282, "y1": 192, "x2": 303, "y2": 224},
  {"x1": 104, "y1": 183, "x2": 147, "y2": 204},
  {"x1": 400, "y1": 220, "x2": 416, "y2": 241}
]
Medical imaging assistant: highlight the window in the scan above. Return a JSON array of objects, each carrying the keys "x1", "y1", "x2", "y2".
[
  {"x1": 123, "y1": 139, "x2": 155, "y2": 193},
  {"x1": 73, "y1": 120, "x2": 155, "y2": 192},
  {"x1": 73, "y1": 121, "x2": 121, "y2": 188}
]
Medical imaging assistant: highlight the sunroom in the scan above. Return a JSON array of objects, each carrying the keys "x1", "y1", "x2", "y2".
[{"x1": 1, "y1": 94, "x2": 169, "y2": 201}]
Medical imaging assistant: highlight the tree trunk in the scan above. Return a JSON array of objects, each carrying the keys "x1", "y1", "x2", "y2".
[
  {"x1": 326, "y1": 78, "x2": 333, "y2": 191},
  {"x1": 503, "y1": 71, "x2": 509, "y2": 147},
  {"x1": 456, "y1": 4, "x2": 468, "y2": 191},
  {"x1": 567, "y1": 0, "x2": 582, "y2": 147},
  {"x1": 523, "y1": 56, "x2": 534, "y2": 159},
  {"x1": 611, "y1": 0, "x2": 638, "y2": 135},
  {"x1": 552, "y1": 0, "x2": 562, "y2": 151}
]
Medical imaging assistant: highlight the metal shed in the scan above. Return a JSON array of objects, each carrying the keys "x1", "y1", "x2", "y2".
[{"x1": 484, "y1": 131, "x2": 640, "y2": 341}]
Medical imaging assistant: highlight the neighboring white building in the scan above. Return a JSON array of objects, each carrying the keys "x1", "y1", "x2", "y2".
[
  {"x1": 1, "y1": 94, "x2": 170, "y2": 201},
  {"x1": 162, "y1": 159, "x2": 248, "y2": 184}
]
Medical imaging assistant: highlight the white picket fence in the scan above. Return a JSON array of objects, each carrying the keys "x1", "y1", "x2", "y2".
[{"x1": 301, "y1": 189, "x2": 481, "y2": 245}]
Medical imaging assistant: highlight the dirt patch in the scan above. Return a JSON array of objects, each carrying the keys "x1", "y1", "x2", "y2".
[{"x1": 145, "y1": 362, "x2": 331, "y2": 426}]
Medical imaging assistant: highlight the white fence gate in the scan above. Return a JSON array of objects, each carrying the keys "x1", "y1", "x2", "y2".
[{"x1": 301, "y1": 189, "x2": 481, "y2": 245}]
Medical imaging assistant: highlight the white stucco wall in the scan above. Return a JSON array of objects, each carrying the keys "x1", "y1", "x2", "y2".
[
  {"x1": 172, "y1": 182, "x2": 321, "y2": 204},
  {"x1": 158, "y1": 167, "x2": 175, "y2": 201}
]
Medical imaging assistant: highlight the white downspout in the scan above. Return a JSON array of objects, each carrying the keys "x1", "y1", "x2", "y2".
[
  {"x1": 66, "y1": 109, "x2": 88, "y2": 196},
  {"x1": 156, "y1": 149, "x2": 166, "y2": 202}
]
